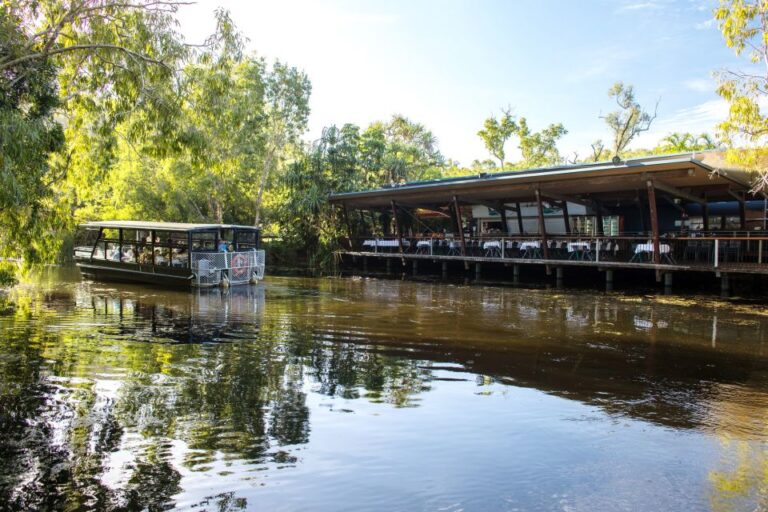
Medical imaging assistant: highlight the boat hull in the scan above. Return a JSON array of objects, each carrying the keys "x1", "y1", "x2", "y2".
[{"x1": 76, "y1": 261, "x2": 194, "y2": 288}]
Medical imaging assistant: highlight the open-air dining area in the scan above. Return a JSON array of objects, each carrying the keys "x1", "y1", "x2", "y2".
[
  {"x1": 331, "y1": 153, "x2": 768, "y2": 283},
  {"x1": 354, "y1": 233, "x2": 767, "y2": 268}
]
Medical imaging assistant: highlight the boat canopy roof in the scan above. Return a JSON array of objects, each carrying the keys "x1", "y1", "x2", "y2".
[{"x1": 80, "y1": 221, "x2": 259, "y2": 232}]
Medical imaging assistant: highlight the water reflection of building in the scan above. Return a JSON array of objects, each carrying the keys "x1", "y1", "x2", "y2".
[
  {"x1": 80, "y1": 286, "x2": 266, "y2": 343},
  {"x1": 310, "y1": 279, "x2": 768, "y2": 433}
]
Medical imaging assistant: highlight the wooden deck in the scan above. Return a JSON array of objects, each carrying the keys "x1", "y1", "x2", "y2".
[{"x1": 341, "y1": 250, "x2": 768, "y2": 276}]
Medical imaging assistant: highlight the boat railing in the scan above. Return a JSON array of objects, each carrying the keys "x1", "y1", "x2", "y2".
[{"x1": 191, "y1": 250, "x2": 266, "y2": 287}]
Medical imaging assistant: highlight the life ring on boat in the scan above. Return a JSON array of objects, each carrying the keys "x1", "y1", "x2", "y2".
[{"x1": 230, "y1": 253, "x2": 249, "y2": 280}]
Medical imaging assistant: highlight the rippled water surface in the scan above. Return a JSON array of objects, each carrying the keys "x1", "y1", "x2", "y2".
[{"x1": 2, "y1": 270, "x2": 768, "y2": 511}]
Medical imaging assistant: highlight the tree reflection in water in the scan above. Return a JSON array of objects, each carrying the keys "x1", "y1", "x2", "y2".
[
  {"x1": 0, "y1": 282, "x2": 432, "y2": 510},
  {"x1": 1, "y1": 275, "x2": 768, "y2": 510}
]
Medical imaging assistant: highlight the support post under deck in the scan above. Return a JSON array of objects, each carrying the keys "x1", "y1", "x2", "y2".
[
  {"x1": 499, "y1": 202, "x2": 510, "y2": 235},
  {"x1": 561, "y1": 201, "x2": 571, "y2": 234},
  {"x1": 341, "y1": 204, "x2": 354, "y2": 250},
  {"x1": 391, "y1": 200, "x2": 404, "y2": 261},
  {"x1": 535, "y1": 187, "x2": 550, "y2": 260},
  {"x1": 702, "y1": 195, "x2": 710, "y2": 231},
  {"x1": 452, "y1": 195, "x2": 466, "y2": 257},
  {"x1": 646, "y1": 180, "x2": 661, "y2": 265},
  {"x1": 594, "y1": 199, "x2": 604, "y2": 236},
  {"x1": 453, "y1": 195, "x2": 469, "y2": 270}
]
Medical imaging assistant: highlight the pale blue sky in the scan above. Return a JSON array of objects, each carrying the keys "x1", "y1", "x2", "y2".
[{"x1": 177, "y1": 0, "x2": 740, "y2": 165}]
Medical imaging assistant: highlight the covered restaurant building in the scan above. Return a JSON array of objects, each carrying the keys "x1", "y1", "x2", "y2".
[{"x1": 328, "y1": 152, "x2": 768, "y2": 288}]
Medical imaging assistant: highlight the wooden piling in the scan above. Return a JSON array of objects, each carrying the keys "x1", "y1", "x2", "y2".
[
  {"x1": 646, "y1": 180, "x2": 661, "y2": 265},
  {"x1": 535, "y1": 187, "x2": 550, "y2": 259}
]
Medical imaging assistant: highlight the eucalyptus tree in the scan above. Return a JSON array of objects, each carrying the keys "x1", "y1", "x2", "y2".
[
  {"x1": 252, "y1": 62, "x2": 311, "y2": 227},
  {"x1": 601, "y1": 82, "x2": 658, "y2": 158},
  {"x1": 165, "y1": 14, "x2": 264, "y2": 225},
  {"x1": 477, "y1": 107, "x2": 516, "y2": 170},
  {"x1": 513, "y1": 117, "x2": 568, "y2": 168},
  {"x1": 54, "y1": 7, "x2": 217, "y2": 226},
  {"x1": 1, "y1": 0, "x2": 188, "y2": 262},
  {"x1": 714, "y1": 0, "x2": 768, "y2": 190},
  {"x1": 589, "y1": 140, "x2": 609, "y2": 162},
  {"x1": 0, "y1": 4, "x2": 64, "y2": 261}
]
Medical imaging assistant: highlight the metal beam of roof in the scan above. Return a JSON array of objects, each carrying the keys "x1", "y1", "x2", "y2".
[{"x1": 651, "y1": 180, "x2": 706, "y2": 204}]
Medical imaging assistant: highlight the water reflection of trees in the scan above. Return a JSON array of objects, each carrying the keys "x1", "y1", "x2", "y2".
[
  {"x1": 0, "y1": 283, "x2": 430, "y2": 510},
  {"x1": 3, "y1": 278, "x2": 768, "y2": 510}
]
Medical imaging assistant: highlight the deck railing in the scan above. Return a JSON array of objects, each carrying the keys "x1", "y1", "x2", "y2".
[{"x1": 345, "y1": 235, "x2": 768, "y2": 270}]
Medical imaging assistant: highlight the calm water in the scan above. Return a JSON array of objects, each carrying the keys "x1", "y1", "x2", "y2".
[{"x1": 2, "y1": 271, "x2": 768, "y2": 511}]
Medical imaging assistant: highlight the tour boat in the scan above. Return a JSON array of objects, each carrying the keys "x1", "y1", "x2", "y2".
[{"x1": 74, "y1": 221, "x2": 265, "y2": 288}]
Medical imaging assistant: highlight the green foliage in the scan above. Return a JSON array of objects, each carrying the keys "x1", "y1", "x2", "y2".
[
  {"x1": 365, "y1": 115, "x2": 444, "y2": 185},
  {"x1": 0, "y1": 2, "x2": 318, "y2": 267},
  {"x1": 0, "y1": 2, "x2": 65, "y2": 263},
  {"x1": 602, "y1": 82, "x2": 658, "y2": 157},
  {"x1": 1, "y1": 0, "x2": 189, "y2": 263},
  {"x1": 0, "y1": 262, "x2": 18, "y2": 287},
  {"x1": 277, "y1": 117, "x2": 445, "y2": 267},
  {"x1": 253, "y1": 60, "x2": 312, "y2": 226},
  {"x1": 579, "y1": 131, "x2": 719, "y2": 165},
  {"x1": 3, "y1": 1, "x2": 743, "y2": 271},
  {"x1": 657, "y1": 132, "x2": 720, "y2": 152},
  {"x1": 512, "y1": 117, "x2": 567, "y2": 168},
  {"x1": 52, "y1": 7, "x2": 310, "y2": 233},
  {"x1": 715, "y1": 0, "x2": 768, "y2": 190},
  {"x1": 477, "y1": 107, "x2": 516, "y2": 169},
  {"x1": 279, "y1": 126, "x2": 357, "y2": 267},
  {"x1": 478, "y1": 108, "x2": 568, "y2": 170}
]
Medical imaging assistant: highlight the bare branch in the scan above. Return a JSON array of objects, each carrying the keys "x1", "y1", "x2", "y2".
[{"x1": 0, "y1": 43, "x2": 171, "y2": 71}]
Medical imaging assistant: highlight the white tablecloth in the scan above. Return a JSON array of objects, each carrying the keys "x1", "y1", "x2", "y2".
[
  {"x1": 444, "y1": 241, "x2": 462, "y2": 254},
  {"x1": 567, "y1": 242, "x2": 591, "y2": 253},
  {"x1": 416, "y1": 240, "x2": 432, "y2": 248},
  {"x1": 520, "y1": 241, "x2": 541, "y2": 250},
  {"x1": 483, "y1": 241, "x2": 501, "y2": 250},
  {"x1": 634, "y1": 243, "x2": 671, "y2": 254}
]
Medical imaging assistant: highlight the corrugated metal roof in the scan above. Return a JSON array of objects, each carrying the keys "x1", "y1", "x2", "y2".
[
  {"x1": 80, "y1": 221, "x2": 259, "y2": 232},
  {"x1": 328, "y1": 152, "x2": 753, "y2": 202}
]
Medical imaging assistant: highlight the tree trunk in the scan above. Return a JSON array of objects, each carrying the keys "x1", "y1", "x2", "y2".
[
  {"x1": 254, "y1": 150, "x2": 275, "y2": 227},
  {"x1": 215, "y1": 201, "x2": 223, "y2": 223}
]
